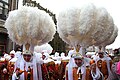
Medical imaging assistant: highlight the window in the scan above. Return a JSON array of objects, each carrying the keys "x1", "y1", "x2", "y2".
[
  {"x1": 2, "y1": 0, "x2": 8, "y2": 3},
  {"x1": 0, "y1": 0, "x2": 8, "y2": 20}
]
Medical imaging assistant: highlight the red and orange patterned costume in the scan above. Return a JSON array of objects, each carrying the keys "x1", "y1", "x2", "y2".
[
  {"x1": 0, "y1": 58, "x2": 9, "y2": 80},
  {"x1": 65, "y1": 66, "x2": 93, "y2": 80},
  {"x1": 41, "y1": 61, "x2": 60, "y2": 80}
]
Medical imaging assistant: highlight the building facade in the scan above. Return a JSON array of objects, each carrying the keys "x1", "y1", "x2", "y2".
[{"x1": 0, "y1": 0, "x2": 18, "y2": 55}]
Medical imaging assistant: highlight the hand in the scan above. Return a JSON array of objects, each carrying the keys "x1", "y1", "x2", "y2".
[{"x1": 16, "y1": 69, "x2": 24, "y2": 77}]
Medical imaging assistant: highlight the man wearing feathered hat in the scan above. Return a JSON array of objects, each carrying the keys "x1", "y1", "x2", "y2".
[
  {"x1": 12, "y1": 43, "x2": 43, "y2": 80},
  {"x1": 65, "y1": 52, "x2": 102, "y2": 80}
]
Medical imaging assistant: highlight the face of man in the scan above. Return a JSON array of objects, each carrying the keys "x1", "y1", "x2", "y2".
[
  {"x1": 74, "y1": 58, "x2": 83, "y2": 67},
  {"x1": 98, "y1": 52, "x2": 104, "y2": 58},
  {"x1": 23, "y1": 54, "x2": 32, "y2": 62},
  {"x1": 10, "y1": 54, "x2": 15, "y2": 58},
  {"x1": 42, "y1": 55, "x2": 46, "y2": 60}
]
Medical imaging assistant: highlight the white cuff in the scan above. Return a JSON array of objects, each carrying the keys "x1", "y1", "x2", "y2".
[{"x1": 13, "y1": 73, "x2": 19, "y2": 79}]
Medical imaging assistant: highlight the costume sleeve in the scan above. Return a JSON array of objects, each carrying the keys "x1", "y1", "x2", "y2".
[
  {"x1": 12, "y1": 73, "x2": 19, "y2": 80},
  {"x1": 37, "y1": 63, "x2": 43, "y2": 80}
]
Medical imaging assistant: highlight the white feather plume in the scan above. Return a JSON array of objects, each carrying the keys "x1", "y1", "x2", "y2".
[
  {"x1": 100, "y1": 25, "x2": 118, "y2": 46},
  {"x1": 5, "y1": 6, "x2": 56, "y2": 46},
  {"x1": 34, "y1": 43, "x2": 53, "y2": 54},
  {"x1": 57, "y1": 3, "x2": 114, "y2": 47},
  {"x1": 92, "y1": 8, "x2": 114, "y2": 46}
]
